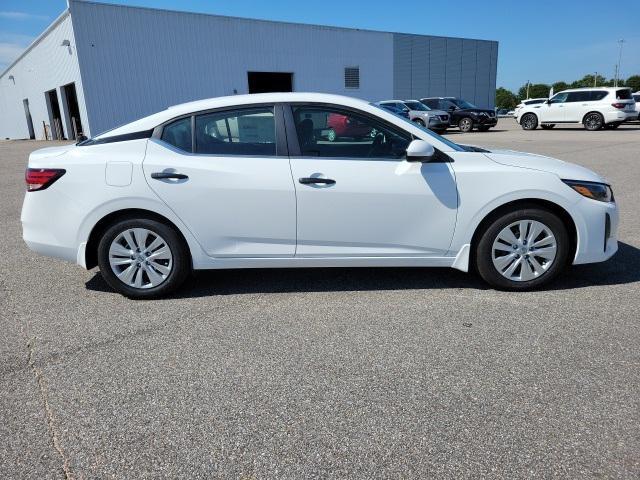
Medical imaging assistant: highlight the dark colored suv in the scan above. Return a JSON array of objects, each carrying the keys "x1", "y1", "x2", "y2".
[{"x1": 420, "y1": 97, "x2": 497, "y2": 132}]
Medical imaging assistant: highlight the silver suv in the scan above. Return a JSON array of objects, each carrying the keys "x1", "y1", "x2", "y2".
[{"x1": 377, "y1": 100, "x2": 449, "y2": 134}]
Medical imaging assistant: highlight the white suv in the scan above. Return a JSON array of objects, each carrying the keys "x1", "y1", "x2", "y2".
[{"x1": 517, "y1": 87, "x2": 636, "y2": 130}]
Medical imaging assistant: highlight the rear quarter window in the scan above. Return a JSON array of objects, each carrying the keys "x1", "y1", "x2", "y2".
[
  {"x1": 616, "y1": 89, "x2": 632, "y2": 100},
  {"x1": 590, "y1": 91, "x2": 608, "y2": 101}
]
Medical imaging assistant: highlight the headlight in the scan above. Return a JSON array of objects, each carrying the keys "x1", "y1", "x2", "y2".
[{"x1": 562, "y1": 180, "x2": 614, "y2": 202}]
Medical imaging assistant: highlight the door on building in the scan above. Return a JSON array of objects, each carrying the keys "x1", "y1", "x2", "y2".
[
  {"x1": 22, "y1": 99, "x2": 35, "y2": 139},
  {"x1": 62, "y1": 83, "x2": 84, "y2": 139},
  {"x1": 247, "y1": 72, "x2": 293, "y2": 94},
  {"x1": 45, "y1": 89, "x2": 64, "y2": 140}
]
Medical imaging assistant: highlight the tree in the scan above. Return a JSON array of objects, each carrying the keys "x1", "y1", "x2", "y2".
[
  {"x1": 571, "y1": 74, "x2": 607, "y2": 88},
  {"x1": 495, "y1": 87, "x2": 518, "y2": 109},
  {"x1": 625, "y1": 75, "x2": 640, "y2": 92},
  {"x1": 517, "y1": 83, "x2": 550, "y2": 100},
  {"x1": 552, "y1": 81, "x2": 569, "y2": 93}
]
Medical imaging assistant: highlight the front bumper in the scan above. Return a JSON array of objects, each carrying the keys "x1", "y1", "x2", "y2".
[
  {"x1": 572, "y1": 198, "x2": 619, "y2": 265},
  {"x1": 428, "y1": 117, "x2": 449, "y2": 129},
  {"x1": 473, "y1": 116, "x2": 498, "y2": 127}
]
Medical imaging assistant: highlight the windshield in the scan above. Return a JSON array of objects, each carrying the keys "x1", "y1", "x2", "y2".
[
  {"x1": 370, "y1": 103, "x2": 464, "y2": 152},
  {"x1": 404, "y1": 101, "x2": 430, "y2": 111},
  {"x1": 451, "y1": 98, "x2": 478, "y2": 109}
]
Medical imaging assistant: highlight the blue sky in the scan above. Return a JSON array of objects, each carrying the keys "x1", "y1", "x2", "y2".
[{"x1": 1, "y1": 0, "x2": 638, "y2": 92}]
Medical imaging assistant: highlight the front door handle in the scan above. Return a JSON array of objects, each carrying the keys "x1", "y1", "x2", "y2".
[
  {"x1": 299, "y1": 177, "x2": 336, "y2": 185},
  {"x1": 151, "y1": 172, "x2": 189, "y2": 180}
]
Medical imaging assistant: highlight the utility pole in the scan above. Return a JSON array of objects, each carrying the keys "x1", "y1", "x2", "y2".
[
  {"x1": 594, "y1": 72, "x2": 597, "y2": 87},
  {"x1": 526, "y1": 81, "x2": 530, "y2": 99},
  {"x1": 615, "y1": 39, "x2": 625, "y2": 86}
]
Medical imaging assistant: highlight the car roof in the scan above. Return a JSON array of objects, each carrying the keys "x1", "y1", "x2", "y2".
[
  {"x1": 556, "y1": 87, "x2": 629, "y2": 93},
  {"x1": 96, "y1": 92, "x2": 374, "y2": 138}
]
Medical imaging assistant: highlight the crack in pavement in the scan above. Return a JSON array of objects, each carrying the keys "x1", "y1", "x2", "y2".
[{"x1": 24, "y1": 332, "x2": 74, "y2": 480}]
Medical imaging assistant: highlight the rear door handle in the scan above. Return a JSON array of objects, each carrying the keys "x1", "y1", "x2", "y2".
[
  {"x1": 299, "y1": 177, "x2": 336, "y2": 185},
  {"x1": 151, "y1": 172, "x2": 188, "y2": 180}
]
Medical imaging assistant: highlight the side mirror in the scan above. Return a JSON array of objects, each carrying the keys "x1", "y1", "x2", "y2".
[
  {"x1": 448, "y1": 105, "x2": 456, "y2": 111},
  {"x1": 406, "y1": 139, "x2": 435, "y2": 162}
]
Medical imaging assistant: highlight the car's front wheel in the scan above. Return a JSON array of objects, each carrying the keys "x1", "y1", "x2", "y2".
[
  {"x1": 458, "y1": 117, "x2": 474, "y2": 132},
  {"x1": 97, "y1": 217, "x2": 191, "y2": 299},
  {"x1": 475, "y1": 207, "x2": 569, "y2": 290},
  {"x1": 413, "y1": 118, "x2": 426, "y2": 127},
  {"x1": 520, "y1": 113, "x2": 538, "y2": 130}
]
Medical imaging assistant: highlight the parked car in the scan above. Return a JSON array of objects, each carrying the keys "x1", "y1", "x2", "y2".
[
  {"x1": 377, "y1": 103, "x2": 410, "y2": 120},
  {"x1": 22, "y1": 92, "x2": 618, "y2": 298},
  {"x1": 633, "y1": 92, "x2": 640, "y2": 120},
  {"x1": 420, "y1": 97, "x2": 497, "y2": 132},
  {"x1": 326, "y1": 112, "x2": 372, "y2": 141},
  {"x1": 506, "y1": 110, "x2": 515, "y2": 116},
  {"x1": 377, "y1": 100, "x2": 449, "y2": 134},
  {"x1": 513, "y1": 98, "x2": 548, "y2": 117},
  {"x1": 517, "y1": 87, "x2": 637, "y2": 131}
]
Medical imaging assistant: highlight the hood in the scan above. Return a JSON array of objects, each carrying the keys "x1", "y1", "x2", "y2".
[
  {"x1": 428, "y1": 109, "x2": 450, "y2": 116},
  {"x1": 29, "y1": 144, "x2": 75, "y2": 160},
  {"x1": 484, "y1": 149, "x2": 608, "y2": 183}
]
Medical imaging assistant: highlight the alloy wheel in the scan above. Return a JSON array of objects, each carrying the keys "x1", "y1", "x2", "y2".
[
  {"x1": 108, "y1": 228, "x2": 173, "y2": 289},
  {"x1": 584, "y1": 113, "x2": 603, "y2": 130},
  {"x1": 491, "y1": 220, "x2": 557, "y2": 282}
]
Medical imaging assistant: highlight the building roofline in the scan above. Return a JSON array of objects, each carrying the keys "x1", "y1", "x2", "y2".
[
  {"x1": 0, "y1": 9, "x2": 70, "y2": 80},
  {"x1": 68, "y1": 0, "x2": 498, "y2": 44}
]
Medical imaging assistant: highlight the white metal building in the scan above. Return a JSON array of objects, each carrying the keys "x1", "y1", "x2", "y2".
[{"x1": 0, "y1": 0, "x2": 498, "y2": 140}]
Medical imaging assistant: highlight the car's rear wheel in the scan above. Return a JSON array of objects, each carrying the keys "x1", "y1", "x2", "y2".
[
  {"x1": 458, "y1": 117, "x2": 474, "y2": 132},
  {"x1": 520, "y1": 113, "x2": 538, "y2": 130},
  {"x1": 413, "y1": 118, "x2": 426, "y2": 127},
  {"x1": 540, "y1": 124, "x2": 556, "y2": 129},
  {"x1": 583, "y1": 112, "x2": 604, "y2": 131},
  {"x1": 97, "y1": 218, "x2": 190, "y2": 299},
  {"x1": 475, "y1": 207, "x2": 569, "y2": 290}
]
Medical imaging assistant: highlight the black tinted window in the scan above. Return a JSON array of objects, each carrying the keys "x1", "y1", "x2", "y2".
[
  {"x1": 567, "y1": 92, "x2": 589, "y2": 102},
  {"x1": 161, "y1": 117, "x2": 192, "y2": 152},
  {"x1": 616, "y1": 89, "x2": 632, "y2": 100},
  {"x1": 195, "y1": 107, "x2": 276, "y2": 155},
  {"x1": 421, "y1": 99, "x2": 438, "y2": 109},
  {"x1": 633, "y1": 95, "x2": 640, "y2": 102},
  {"x1": 590, "y1": 91, "x2": 608, "y2": 101},
  {"x1": 293, "y1": 106, "x2": 411, "y2": 159}
]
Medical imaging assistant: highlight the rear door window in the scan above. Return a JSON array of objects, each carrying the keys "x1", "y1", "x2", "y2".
[
  {"x1": 589, "y1": 91, "x2": 608, "y2": 101},
  {"x1": 194, "y1": 107, "x2": 276, "y2": 155},
  {"x1": 161, "y1": 117, "x2": 192, "y2": 152}
]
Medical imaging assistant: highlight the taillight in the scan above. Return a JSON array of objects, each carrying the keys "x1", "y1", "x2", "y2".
[
  {"x1": 25, "y1": 168, "x2": 66, "y2": 192},
  {"x1": 611, "y1": 103, "x2": 626, "y2": 109}
]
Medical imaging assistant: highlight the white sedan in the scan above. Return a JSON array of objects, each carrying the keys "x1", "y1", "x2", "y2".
[{"x1": 22, "y1": 93, "x2": 619, "y2": 298}]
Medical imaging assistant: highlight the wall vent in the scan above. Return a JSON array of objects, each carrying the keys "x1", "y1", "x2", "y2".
[{"x1": 344, "y1": 67, "x2": 360, "y2": 89}]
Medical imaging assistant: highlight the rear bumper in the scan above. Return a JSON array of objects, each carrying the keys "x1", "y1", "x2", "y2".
[{"x1": 604, "y1": 110, "x2": 637, "y2": 123}]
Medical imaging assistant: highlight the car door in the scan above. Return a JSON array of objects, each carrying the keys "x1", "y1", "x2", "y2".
[
  {"x1": 286, "y1": 104, "x2": 458, "y2": 257},
  {"x1": 563, "y1": 91, "x2": 590, "y2": 122},
  {"x1": 143, "y1": 105, "x2": 297, "y2": 257},
  {"x1": 544, "y1": 92, "x2": 568, "y2": 122}
]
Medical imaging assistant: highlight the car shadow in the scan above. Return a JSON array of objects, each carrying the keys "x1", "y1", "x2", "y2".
[{"x1": 85, "y1": 242, "x2": 640, "y2": 298}]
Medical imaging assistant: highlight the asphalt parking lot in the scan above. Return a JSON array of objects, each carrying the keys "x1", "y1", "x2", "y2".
[{"x1": 2, "y1": 121, "x2": 639, "y2": 479}]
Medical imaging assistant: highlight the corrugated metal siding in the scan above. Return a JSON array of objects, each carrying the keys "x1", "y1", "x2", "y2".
[
  {"x1": 70, "y1": 1, "x2": 394, "y2": 135},
  {"x1": 392, "y1": 34, "x2": 497, "y2": 108},
  {"x1": 393, "y1": 35, "x2": 412, "y2": 99},
  {"x1": 0, "y1": 14, "x2": 88, "y2": 139}
]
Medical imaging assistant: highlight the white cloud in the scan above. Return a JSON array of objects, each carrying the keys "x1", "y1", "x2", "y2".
[
  {"x1": 0, "y1": 33, "x2": 33, "y2": 71},
  {"x1": 0, "y1": 11, "x2": 49, "y2": 21}
]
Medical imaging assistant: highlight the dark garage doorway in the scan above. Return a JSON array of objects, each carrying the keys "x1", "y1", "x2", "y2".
[
  {"x1": 23, "y1": 99, "x2": 35, "y2": 139},
  {"x1": 248, "y1": 72, "x2": 293, "y2": 94},
  {"x1": 62, "y1": 82, "x2": 83, "y2": 139},
  {"x1": 45, "y1": 88, "x2": 64, "y2": 140}
]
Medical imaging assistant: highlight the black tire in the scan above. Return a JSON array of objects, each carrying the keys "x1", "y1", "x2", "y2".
[
  {"x1": 520, "y1": 113, "x2": 538, "y2": 130},
  {"x1": 413, "y1": 118, "x2": 426, "y2": 127},
  {"x1": 540, "y1": 124, "x2": 556, "y2": 130},
  {"x1": 477, "y1": 126, "x2": 491, "y2": 132},
  {"x1": 475, "y1": 207, "x2": 570, "y2": 291},
  {"x1": 458, "y1": 117, "x2": 474, "y2": 133},
  {"x1": 97, "y1": 217, "x2": 191, "y2": 299},
  {"x1": 583, "y1": 112, "x2": 604, "y2": 131}
]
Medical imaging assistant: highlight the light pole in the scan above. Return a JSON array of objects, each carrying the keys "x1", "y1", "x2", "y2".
[{"x1": 615, "y1": 39, "x2": 625, "y2": 86}]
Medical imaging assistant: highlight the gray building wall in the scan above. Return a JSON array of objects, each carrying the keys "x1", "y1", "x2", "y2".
[
  {"x1": 70, "y1": 0, "x2": 395, "y2": 135},
  {"x1": 393, "y1": 34, "x2": 498, "y2": 108},
  {"x1": 0, "y1": 0, "x2": 498, "y2": 139}
]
